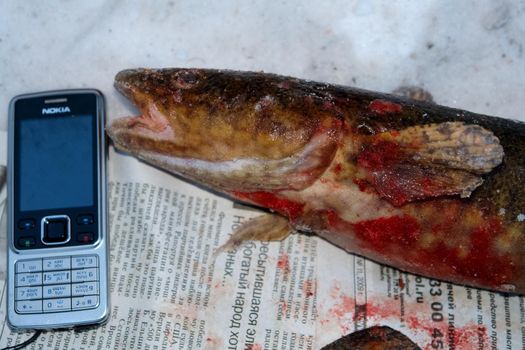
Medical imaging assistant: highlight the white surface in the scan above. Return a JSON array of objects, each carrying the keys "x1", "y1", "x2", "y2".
[{"x1": 0, "y1": 0, "x2": 524, "y2": 131}]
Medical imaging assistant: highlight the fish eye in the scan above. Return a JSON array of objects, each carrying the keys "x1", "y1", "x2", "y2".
[{"x1": 171, "y1": 70, "x2": 200, "y2": 89}]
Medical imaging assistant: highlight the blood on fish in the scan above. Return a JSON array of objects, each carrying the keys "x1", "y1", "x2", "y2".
[
  {"x1": 357, "y1": 140, "x2": 403, "y2": 170},
  {"x1": 352, "y1": 178, "x2": 370, "y2": 192},
  {"x1": 325, "y1": 210, "x2": 421, "y2": 251},
  {"x1": 233, "y1": 191, "x2": 304, "y2": 220},
  {"x1": 353, "y1": 216, "x2": 421, "y2": 251},
  {"x1": 371, "y1": 170, "x2": 410, "y2": 206},
  {"x1": 357, "y1": 141, "x2": 412, "y2": 205},
  {"x1": 416, "y1": 218, "x2": 515, "y2": 286},
  {"x1": 369, "y1": 99, "x2": 403, "y2": 114},
  {"x1": 357, "y1": 138, "x2": 463, "y2": 206}
]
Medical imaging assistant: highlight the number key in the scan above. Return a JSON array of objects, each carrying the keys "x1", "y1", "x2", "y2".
[
  {"x1": 43, "y1": 271, "x2": 70, "y2": 284},
  {"x1": 72, "y1": 268, "x2": 98, "y2": 282},
  {"x1": 43, "y1": 257, "x2": 71, "y2": 271},
  {"x1": 16, "y1": 259, "x2": 42, "y2": 273},
  {"x1": 16, "y1": 272, "x2": 42, "y2": 286},
  {"x1": 72, "y1": 256, "x2": 97, "y2": 269}
]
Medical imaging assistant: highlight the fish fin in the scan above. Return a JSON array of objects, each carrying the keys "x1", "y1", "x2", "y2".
[
  {"x1": 357, "y1": 122, "x2": 504, "y2": 206},
  {"x1": 369, "y1": 164, "x2": 484, "y2": 206},
  {"x1": 213, "y1": 214, "x2": 291, "y2": 257}
]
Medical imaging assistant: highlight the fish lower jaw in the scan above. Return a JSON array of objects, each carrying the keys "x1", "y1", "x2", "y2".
[
  {"x1": 106, "y1": 114, "x2": 176, "y2": 153},
  {"x1": 125, "y1": 115, "x2": 176, "y2": 140}
]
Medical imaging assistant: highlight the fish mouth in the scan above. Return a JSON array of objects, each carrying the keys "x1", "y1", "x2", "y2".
[
  {"x1": 113, "y1": 69, "x2": 133, "y2": 97},
  {"x1": 106, "y1": 107, "x2": 173, "y2": 150},
  {"x1": 107, "y1": 69, "x2": 175, "y2": 154}
]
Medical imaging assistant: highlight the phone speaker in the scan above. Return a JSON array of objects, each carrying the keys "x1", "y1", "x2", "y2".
[{"x1": 44, "y1": 98, "x2": 68, "y2": 104}]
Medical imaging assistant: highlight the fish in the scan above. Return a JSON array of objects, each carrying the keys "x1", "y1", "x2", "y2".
[
  {"x1": 320, "y1": 326, "x2": 421, "y2": 350},
  {"x1": 107, "y1": 68, "x2": 525, "y2": 294}
]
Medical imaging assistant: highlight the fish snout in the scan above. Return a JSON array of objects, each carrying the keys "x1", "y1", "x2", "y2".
[{"x1": 114, "y1": 68, "x2": 149, "y2": 99}]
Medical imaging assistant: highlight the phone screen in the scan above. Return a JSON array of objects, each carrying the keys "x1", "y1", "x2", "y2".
[{"x1": 17, "y1": 114, "x2": 95, "y2": 211}]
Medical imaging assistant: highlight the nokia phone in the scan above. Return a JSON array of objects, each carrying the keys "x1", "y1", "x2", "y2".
[{"x1": 7, "y1": 90, "x2": 109, "y2": 329}]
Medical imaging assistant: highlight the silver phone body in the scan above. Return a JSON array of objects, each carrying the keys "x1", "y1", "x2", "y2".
[{"x1": 7, "y1": 90, "x2": 109, "y2": 329}]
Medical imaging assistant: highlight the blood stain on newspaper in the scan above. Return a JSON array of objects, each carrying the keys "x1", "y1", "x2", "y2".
[
  {"x1": 277, "y1": 253, "x2": 290, "y2": 273},
  {"x1": 302, "y1": 279, "x2": 316, "y2": 297},
  {"x1": 321, "y1": 281, "x2": 488, "y2": 349}
]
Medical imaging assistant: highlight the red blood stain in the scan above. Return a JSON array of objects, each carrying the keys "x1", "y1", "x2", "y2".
[
  {"x1": 398, "y1": 278, "x2": 405, "y2": 290},
  {"x1": 332, "y1": 163, "x2": 343, "y2": 175},
  {"x1": 319, "y1": 318, "x2": 331, "y2": 326},
  {"x1": 280, "y1": 300, "x2": 288, "y2": 314},
  {"x1": 369, "y1": 99, "x2": 403, "y2": 114},
  {"x1": 453, "y1": 324, "x2": 487, "y2": 350},
  {"x1": 204, "y1": 335, "x2": 222, "y2": 349},
  {"x1": 357, "y1": 139, "x2": 403, "y2": 171},
  {"x1": 328, "y1": 294, "x2": 355, "y2": 335},
  {"x1": 330, "y1": 281, "x2": 342, "y2": 299},
  {"x1": 352, "y1": 178, "x2": 370, "y2": 192},
  {"x1": 277, "y1": 254, "x2": 290, "y2": 273},
  {"x1": 327, "y1": 282, "x2": 488, "y2": 349},
  {"x1": 370, "y1": 170, "x2": 412, "y2": 206},
  {"x1": 232, "y1": 191, "x2": 304, "y2": 220},
  {"x1": 412, "y1": 218, "x2": 515, "y2": 287},
  {"x1": 326, "y1": 203, "x2": 515, "y2": 288},
  {"x1": 357, "y1": 138, "x2": 460, "y2": 206},
  {"x1": 303, "y1": 279, "x2": 315, "y2": 297},
  {"x1": 244, "y1": 344, "x2": 262, "y2": 350},
  {"x1": 353, "y1": 215, "x2": 421, "y2": 251},
  {"x1": 330, "y1": 294, "x2": 354, "y2": 319}
]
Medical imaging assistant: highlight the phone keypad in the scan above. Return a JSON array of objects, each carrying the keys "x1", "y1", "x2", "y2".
[{"x1": 15, "y1": 255, "x2": 100, "y2": 314}]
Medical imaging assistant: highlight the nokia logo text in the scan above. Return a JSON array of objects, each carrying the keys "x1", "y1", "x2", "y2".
[{"x1": 42, "y1": 106, "x2": 71, "y2": 114}]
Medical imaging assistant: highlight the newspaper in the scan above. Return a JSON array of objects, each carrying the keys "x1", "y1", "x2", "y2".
[{"x1": 0, "y1": 139, "x2": 523, "y2": 349}]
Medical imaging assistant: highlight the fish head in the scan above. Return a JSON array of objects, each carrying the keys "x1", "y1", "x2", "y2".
[{"x1": 107, "y1": 68, "x2": 341, "y2": 192}]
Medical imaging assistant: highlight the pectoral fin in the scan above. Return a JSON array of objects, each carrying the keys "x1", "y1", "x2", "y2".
[
  {"x1": 214, "y1": 214, "x2": 292, "y2": 256},
  {"x1": 357, "y1": 122, "x2": 504, "y2": 206}
]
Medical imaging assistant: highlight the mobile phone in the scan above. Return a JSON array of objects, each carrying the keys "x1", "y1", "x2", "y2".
[{"x1": 7, "y1": 90, "x2": 109, "y2": 329}]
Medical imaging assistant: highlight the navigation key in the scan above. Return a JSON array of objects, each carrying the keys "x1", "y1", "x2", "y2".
[
  {"x1": 18, "y1": 219, "x2": 35, "y2": 230},
  {"x1": 77, "y1": 214, "x2": 94, "y2": 225}
]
